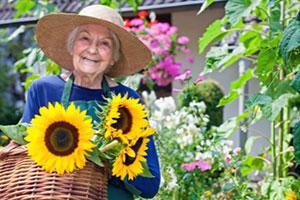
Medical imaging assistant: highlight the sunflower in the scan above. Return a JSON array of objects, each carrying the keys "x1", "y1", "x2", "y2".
[
  {"x1": 104, "y1": 94, "x2": 149, "y2": 144},
  {"x1": 25, "y1": 102, "x2": 95, "y2": 175},
  {"x1": 112, "y1": 133, "x2": 150, "y2": 180},
  {"x1": 285, "y1": 189, "x2": 297, "y2": 200}
]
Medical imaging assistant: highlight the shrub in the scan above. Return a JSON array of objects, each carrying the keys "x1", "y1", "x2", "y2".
[{"x1": 178, "y1": 79, "x2": 224, "y2": 128}]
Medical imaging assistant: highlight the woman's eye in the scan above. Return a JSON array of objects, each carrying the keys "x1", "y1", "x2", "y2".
[
  {"x1": 80, "y1": 36, "x2": 89, "y2": 41},
  {"x1": 99, "y1": 41, "x2": 112, "y2": 48}
]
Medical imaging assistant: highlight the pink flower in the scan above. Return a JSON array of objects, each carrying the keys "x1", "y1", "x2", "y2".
[
  {"x1": 175, "y1": 69, "x2": 191, "y2": 83},
  {"x1": 225, "y1": 155, "x2": 231, "y2": 163},
  {"x1": 194, "y1": 161, "x2": 212, "y2": 172},
  {"x1": 181, "y1": 163, "x2": 196, "y2": 172},
  {"x1": 196, "y1": 74, "x2": 205, "y2": 83},
  {"x1": 127, "y1": 17, "x2": 193, "y2": 86},
  {"x1": 167, "y1": 26, "x2": 178, "y2": 35},
  {"x1": 151, "y1": 23, "x2": 170, "y2": 34},
  {"x1": 150, "y1": 39, "x2": 160, "y2": 48},
  {"x1": 172, "y1": 88, "x2": 182, "y2": 93},
  {"x1": 177, "y1": 36, "x2": 190, "y2": 44},
  {"x1": 233, "y1": 147, "x2": 241, "y2": 156},
  {"x1": 182, "y1": 161, "x2": 212, "y2": 172},
  {"x1": 181, "y1": 46, "x2": 191, "y2": 54},
  {"x1": 130, "y1": 18, "x2": 144, "y2": 26},
  {"x1": 187, "y1": 56, "x2": 194, "y2": 64}
]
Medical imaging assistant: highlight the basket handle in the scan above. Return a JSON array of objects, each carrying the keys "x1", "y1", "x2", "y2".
[{"x1": 0, "y1": 140, "x2": 21, "y2": 159}]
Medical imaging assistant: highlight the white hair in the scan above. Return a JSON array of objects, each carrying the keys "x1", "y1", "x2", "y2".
[{"x1": 66, "y1": 26, "x2": 121, "y2": 63}]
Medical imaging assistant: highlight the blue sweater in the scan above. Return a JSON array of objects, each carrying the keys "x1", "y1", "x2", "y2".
[{"x1": 22, "y1": 75, "x2": 160, "y2": 198}]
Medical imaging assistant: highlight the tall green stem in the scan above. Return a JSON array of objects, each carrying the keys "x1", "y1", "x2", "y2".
[
  {"x1": 282, "y1": 105, "x2": 290, "y2": 177},
  {"x1": 277, "y1": 0, "x2": 287, "y2": 179},
  {"x1": 271, "y1": 121, "x2": 277, "y2": 179},
  {"x1": 278, "y1": 110, "x2": 284, "y2": 178}
]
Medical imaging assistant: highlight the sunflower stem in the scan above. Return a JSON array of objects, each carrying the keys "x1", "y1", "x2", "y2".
[{"x1": 100, "y1": 140, "x2": 119, "y2": 153}]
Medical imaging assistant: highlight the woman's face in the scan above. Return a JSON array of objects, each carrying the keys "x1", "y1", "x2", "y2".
[{"x1": 71, "y1": 24, "x2": 114, "y2": 77}]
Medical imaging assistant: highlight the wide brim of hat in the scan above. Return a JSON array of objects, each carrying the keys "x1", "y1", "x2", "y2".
[{"x1": 36, "y1": 13, "x2": 152, "y2": 77}]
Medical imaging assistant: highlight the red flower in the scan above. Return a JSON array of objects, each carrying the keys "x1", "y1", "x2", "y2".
[
  {"x1": 124, "y1": 19, "x2": 130, "y2": 27},
  {"x1": 149, "y1": 20, "x2": 158, "y2": 27},
  {"x1": 138, "y1": 10, "x2": 148, "y2": 18}
]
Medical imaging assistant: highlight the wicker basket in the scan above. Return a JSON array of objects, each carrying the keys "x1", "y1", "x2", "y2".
[{"x1": 0, "y1": 141, "x2": 108, "y2": 200}]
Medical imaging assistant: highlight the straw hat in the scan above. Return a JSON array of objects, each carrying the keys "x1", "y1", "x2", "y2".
[{"x1": 36, "y1": 5, "x2": 152, "y2": 77}]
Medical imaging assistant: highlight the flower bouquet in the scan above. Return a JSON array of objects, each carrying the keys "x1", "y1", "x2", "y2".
[{"x1": 0, "y1": 93, "x2": 155, "y2": 199}]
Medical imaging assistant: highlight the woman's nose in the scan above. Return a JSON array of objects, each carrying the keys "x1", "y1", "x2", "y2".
[{"x1": 87, "y1": 41, "x2": 98, "y2": 54}]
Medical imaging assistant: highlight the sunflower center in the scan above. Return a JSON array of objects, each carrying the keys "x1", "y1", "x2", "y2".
[
  {"x1": 124, "y1": 138, "x2": 143, "y2": 166},
  {"x1": 45, "y1": 121, "x2": 79, "y2": 156},
  {"x1": 112, "y1": 107, "x2": 132, "y2": 134}
]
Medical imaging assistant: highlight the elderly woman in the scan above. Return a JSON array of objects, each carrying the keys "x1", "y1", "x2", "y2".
[{"x1": 22, "y1": 5, "x2": 160, "y2": 199}]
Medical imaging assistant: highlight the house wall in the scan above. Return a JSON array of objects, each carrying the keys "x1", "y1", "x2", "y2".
[{"x1": 170, "y1": 5, "x2": 270, "y2": 154}]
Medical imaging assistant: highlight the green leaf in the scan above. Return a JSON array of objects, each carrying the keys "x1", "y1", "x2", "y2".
[
  {"x1": 269, "y1": 2, "x2": 282, "y2": 33},
  {"x1": 124, "y1": 177, "x2": 142, "y2": 196},
  {"x1": 240, "y1": 155, "x2": 264, "y2": 176},
  {"x1": 218, "y1": 45, "x2": 246, "y2": 71},
  {"x1": 26, "y1": 48, "x2": 38, "y2": 67},
  {"x1": 0, "y1": 124, "x2": 27, "y2": 145},
  {"x1": 86, "y1": 148, "x2": 104, "y2": 167},
  {"x1": 204, "y1": 46, "x2": 229, "y2": 74},
  {"x1": 140, "y1": 161, "x2": 155, "y2": 178},
  {"x1": 262, "y1": 93, "x2": 294, "y2": 121},
  {"x1": 225, "y1": 0, "x2": 261, "y2": 26},
  {"x1": 6, "y1": 26, "x2": 25, "y2": 41},
  {"x1": 198, "y1": 19, "x2": 228, "y2": 53},
  {"x1": 197, "y1": 0, "x2": 215, "y2": 15},
  {"x1": 126, "y1": 0, "x2": 142, "y2": 12},
  {"x1": 45, "y1": 60, "x2": 61, "y2": 75},
  {"x1": 293, "y1": 121, "x2": 300, "y2": 164},
  {"x1": 266, "y1": 79, "x2": 296, "y2": 99},
  {"x1": 245, "y1": 136, "x2": 262, "y2": 154},
  {"x1": 231, "y1": 68, "x2": 253, "y2": 90},
  {"x1": 279, "y1": 16, "x2": 300, "y2": 69},
  {"x1": 239, "y1": 30, "x2": 262, "y2": 54},
  {"x1": 15, "y1": 0, "x2": 36, "y2": 18},
  {"x1": 256, "y1": 46, "x2": 277, "y2": 84},
  {"x1": 218, "y1": 91, "x2": 239, "y2": 106},
  {"x1": 223, "y1": 182, "x2": 235, "y2": 192},
  {"x1": 245, "y1": 94, "x2": 272, "y2": 108},
  {"x1": 217, "y1": 118, "x2": 238, "y2": 138},
  {"x1": 291, "y1": 72, "x2": 300, "y2": 93},
  {"x1": 218, "y1": 68, "x2": 253, "y2": 106},
  {"x1": 24, "y1": 74, "x2": 40, "y2": 90}
]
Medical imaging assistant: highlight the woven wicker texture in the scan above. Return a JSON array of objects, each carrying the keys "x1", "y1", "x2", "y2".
[{"x1": 0, "y1": 142, "x2": 108, "y2": 200}]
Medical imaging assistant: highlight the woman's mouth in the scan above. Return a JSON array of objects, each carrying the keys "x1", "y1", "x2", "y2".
[{"x1": 82, "y1": 57, "x2": 100, "y2": 63}]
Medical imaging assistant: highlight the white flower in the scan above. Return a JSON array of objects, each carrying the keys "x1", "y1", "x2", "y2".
[
  {"x1": 206, "y1": 140, "x2": 211, "y2": 146},
  {"x1": 203, "y1": 116, "x2": 209, "y2": 123},
  {"x1": 149, "y1": 119, "x2": 159, "y2": 130},
  {"x1": 189, "y1": 101, "x2": 207, "y2": 114},
  {"x1": 195, "y1": 152, "x2": 203, "y2": 160},
  {"x1": 165, "y1": 166, "x2": 178, "y2": 191},
  {"x1": 141, "y1": 91, "x2": 157, "y2": 110},
  {"x1": 176, "y1": 128, "x2": 184, "y2": 135},
  {"x1": 202, "y1": 152, "x2": 212, "y2": 160},
  {"x1": 186, "y1": 124, "x2": 199, "y2": 137},
  {"x1": 177, "y1": 133, "x2": 194, "y2": 148},
  {"x1": 195, "y1": 152, "x2": 212, "y2": 160},
  {"x1": 154, "y1": 96, "x2": 176, "y2": 114}
]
